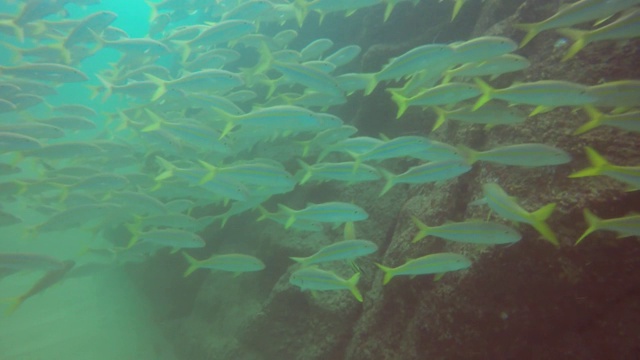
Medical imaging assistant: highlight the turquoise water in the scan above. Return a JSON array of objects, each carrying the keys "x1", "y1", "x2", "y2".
[{"x1": 0, "y1": 0, "x2": 638, "y2": 359}]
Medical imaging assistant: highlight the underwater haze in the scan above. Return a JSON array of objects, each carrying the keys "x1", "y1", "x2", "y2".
[{"x1": 1, "y1": 0, "x2": 639, "y2": 359}]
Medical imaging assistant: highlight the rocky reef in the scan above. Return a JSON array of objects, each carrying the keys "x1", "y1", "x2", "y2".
[{"x1": 141, "y1": 1, "x2": 640, "y2": 358}]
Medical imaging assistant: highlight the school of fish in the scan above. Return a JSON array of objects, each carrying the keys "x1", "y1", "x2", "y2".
[{"x1": 0, "y1": 0, "x2": 639, "y2": 309}]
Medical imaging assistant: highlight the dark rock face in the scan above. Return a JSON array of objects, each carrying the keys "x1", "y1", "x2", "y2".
[{"x1": 174, "y1": 1, "x2": 640, "y2": 359}]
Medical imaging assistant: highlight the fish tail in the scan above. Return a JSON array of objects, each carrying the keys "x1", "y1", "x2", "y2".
[
  {"x1": 197, "y1": 160, "x2": 218, "y2": 184},
  {"x1": 431, "y1": 107, "x2": 448, "y2": 131},
  {"x1": 531, "y1": 203, "x2": 559, "y2": 247},
  {"x1": 125, "y1": 223, "x2": 141, "y2": 249},
  {"x1": 556, "y1": 28, "x2": 588, "y2": 61},
  {"x1": 346, "y1": 272, "x2": 363, "y2": 302},
  {"x1": 456, "y1": 144, "x2": 478, "y2": 165},
  {"x1": 145, "y1": 0, "x2": 159, "y2": 24},
  {"x1": 363, "y1": 73, "x2": 378, "y2": 96},
  {"x1": 289, "y1": 256, "x2": 309, "y2": 267},
  {"x1": 383, "y1": 2, "x2": 395, "y2": 22},
  {"x1": 3, "y1": 296, "x2": 24, "y2": 316},
  {"x1": 569, "y1": 146, "x2": 608, "y2": 178},
  {"x1": 154, "y1": 156, "x2": 175, "y2": 181},
  {"x1": 276, "y1": 205, "x2": 296, "y2": 229},
  {"x1": 296, "y1": 140, "x2": 312, "y2": 158},
  {"x1": 0, "y1": 19, "x2": 23, "y2": 42},
  {"x1": 88, "y1": 29, "x2": 105, "y2": 51},
  {"x1": 344, "y1": 221, "x2": 356, "y2": 240},
  {"x1": 208, "y1": 108, "x2": 237, "y2": 139},
  {"x1": 256, "y1": 206, "x2": 271, "y2": 221},
  {"x1": 182, "y1": 252, "x2": 201, "y2": 277},
  {"x1": 141, "y1": 108, "x2": 165, "y2": 132},
  {"x1": 284, "y1": 215, "x2": 296, "y2": 229},
  {"x1": 388, "y1": 89, "x2": 409, "y2": 119},
  {"x1": 512, "y1": 22, "x2": 541, "y2": 48},
  {"x1": 296, "y1": 158, "x2": 313, "y2": 185},
  {"x1": 410, "y1": 215, "x2": 431, "y2": 243},
  {"x1": 472, "y1": 77, "x2": 493, "y2": 110},
  {"x1": 574, "y1": 105, "x2": 603, "y2": 135},
  {"x1": 95, "y1": 75, "x2": 113, "y2": 102},
  {"x1": 375, "y1": 263, "x2": 395, "y2": 285},
  {"x1": 293, "y1": 0, "x2": 311, "y2": 27},
  {"x1": 145, "y1": 73, "x2": 168, "y2": 101},
  {"x1": 575, "y1": 209, "x2": 601, "y2": 245},
  {"x1": 378, "y1": 168, "x2": 396, "y2": 197},
  {"x1": 451, "y1": 0, "x2": 464, "y2": 21}
]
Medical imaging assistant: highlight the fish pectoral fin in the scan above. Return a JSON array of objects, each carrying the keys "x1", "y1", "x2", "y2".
[{"x1": 433, "y1": 273, "x2": 445, "y2": 282}]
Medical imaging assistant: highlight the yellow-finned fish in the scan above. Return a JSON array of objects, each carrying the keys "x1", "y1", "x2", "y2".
[
  {"x1": 569, "y1": 147, "x2": 640, "y2": 190},
  {"x1": 376, "y1": 253, "x2": 471, "y2": 285},
  {"x1": 513, "y1": 0, "x2": 640, "y2": 47},
  {"x1": 575, "y1": 209, "x2": 640, "y2": 245},
  {"x1": 474, "y1": 183, "x2": 559, "y2": 246},
  {"x1": 289, "y1": 266, "x2": 363, "y2": 302}
]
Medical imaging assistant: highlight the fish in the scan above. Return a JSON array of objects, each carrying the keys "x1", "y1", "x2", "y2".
[
  {"x1": 300, "y1": 38, "x2": 334, "y2": 61},
  {"x1": 473, "y1": 78, "x2": 596, "y2": 114},
  {"x1": 431, "y1": 102, "x2": 526, "y2": 130},
  {"x1": 376, "y1": 253, "x2": 471, "y2": 285},
  {"x1": 222, "y1": 0, "x2": 274, "y2": 21},
  {"x1": 289, "y1": 267, "x2": 363, "y2": 302},
  {"x1": 23, "y1": 141, "x2": 104, "y2": 159},
  {"x1": 198, "y1": 160, "x2": 296, "y2": 189},
  {"x1": 216, "y1": 105, "x2": 323, "y2": 138},
  {"x1": 29, "y1": 203, "x2": 122, "y2": 236},
  {"x1": 366, "y1": 44, "x2": 454, "y2": 94},
  {"x1": 296, "y1": 125, "x2": 358, "y2": 157},
  {"x1": 409, "y1": 140, "x2": 466, "y2": 162},
  {"x1": 128, "y1": 228, "x2": 205, "y2": 252},
  {"x1": 256, "y1": 206, "x2": 325, "y2": 232},
  {"x1": 324, "y1": 45, "x2": 361, "y2": 68},
  {"x1": 459, "y1": 144, "x2": 572, "y2": 167},
  {"x1": 37, "y1": 115, "x2": 96, "y2": 131},
  {"x1": 390, "y1": 82, "x2": 482, "y2": 118},
  {"x1": 0, "y1": 63, "x2": 89, "y2": 83},
  {"x1": 296, "y1": 160, "x2": 381, "y2": 184},
  {"x1": 272, "y1": 61, "x2": 343, "y2": 97},
  {"x1": 0, "y1": 132, "x2": 42, "y2": 153},
  {"x1": 4, "y1": 260, "x2": 75, "y2": 315},
  {"x1": 474, "y1": 183, "x2": 559, "y2": 246},
  {"x1": 64, "y1": 10, "x2": 118, "y2": 48},
  {"x1": 183, "y1": 252, "x2": 265, "y2": 277},
  {"x1": 382, "y1": 0, "x2": 421, "y2": 22},
  {"x1": 136, "y1": 213, "x2": 213, "y2": 232},
  {"x1": 411, "y1": 216, "x2": 522, "y2": 244},
  {"x1": 573, "y1": 105, "x2": 640, "y2": 135},
  {"x1": 379, "y1": 160, "x2": 472, "y2": 196},
  {"x1": 442, "y1": 54, "x2": 530, "y2": 83},
  {"x1": 585, "y1": 80, "x2": 640, "y2": 109},
  {"x1": 180, "y1": 19, "x2": 256, "y2": 60},
  {"x1": 569, "y1": 146, "x2": 640, "y2": 189},
  {"x1": 575, "y1": 209, "x2": 640, "y2": 245},
  {"x1": 276, "y1": 202, "x2": 369, "y2": 229},
  {"x1": 354, "y1": 136, "x2": 433, "y2": 164},
  {"x1": 145, "y1": 69, "x2": 244, "y2": 101},
  {"x1": 557, "y1": 8, "x2": 640, "y2": 61},
  {"x1": 449, "y1": 36, "x2": 518, "y2": 64},
  {"x1": 513, "y1": 0, "x2": 640, "y2": 47},
  {"x1": 290, "y1": 239, "x2": 378, "y2": 267},
  {"x1": 0, "y1": 123, "x2": 64, "y2": 139},
  {"x1": 0, "y1": 252, "x2": 66, "y2": 271}
]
